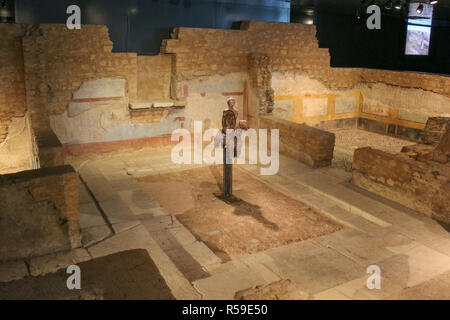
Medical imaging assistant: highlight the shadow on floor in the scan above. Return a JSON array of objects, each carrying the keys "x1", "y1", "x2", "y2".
[{"x1": 0, "y1": 249, "x2": 175, "y2": 300}]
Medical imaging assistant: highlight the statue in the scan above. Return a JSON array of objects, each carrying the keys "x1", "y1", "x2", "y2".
[{"x1": 221, "y1": 97, "x2": 248, "y2": 197}]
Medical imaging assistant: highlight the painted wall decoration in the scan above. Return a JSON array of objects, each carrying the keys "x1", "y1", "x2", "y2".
[
  {"x1": 273, "y1": 91, "x2": 362, "y2": 124},
  {"x1": 50, "y1": 77, "x2": 186, "y2": 145}
]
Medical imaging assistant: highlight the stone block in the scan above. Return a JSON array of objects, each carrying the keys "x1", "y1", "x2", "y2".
[{"x1": 0, "y1": 165, "x2": 81, "y2": 261}]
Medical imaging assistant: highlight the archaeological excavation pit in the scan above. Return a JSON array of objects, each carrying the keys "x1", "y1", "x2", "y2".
[
  {"x1": 1, "y1": 0, "x2": 449, "y2": 304},
  {"x1": 136, "y1": 166, "x2": 344, "y2": 259},
  {"x1": 329, "y1": 128, "x2": 417, "y2": 170}
]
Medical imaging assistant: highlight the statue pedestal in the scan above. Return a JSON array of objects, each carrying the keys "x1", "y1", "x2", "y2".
[{"x1": 223, "y1": 145, "x2": 232, "y2": 198}]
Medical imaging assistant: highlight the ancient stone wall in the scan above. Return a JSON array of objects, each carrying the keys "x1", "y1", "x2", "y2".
[
  {"x1": 0, "y1": 24, "x2": 35, "y2": 174},
  {"x1": 1, "y1": 21, "x2": 449, "y2": 158},
  {"x1": 0, "y1": 165, "x2": 81, "y2": 261},
  {"x1": 260, "y1": 115, "x2": 335, "y2": 168},
  {"x1": 0, "y1": 25, "x2": 28, "y2": 133},
  {"x1": 162, "y1": 20, "x2": 449, "y2": 138},
  {"x1": 361, "y1": 69, "x2": 450, "y2": 98},
  {"x1": 353, "y1": 147, "x2": 450, "y2": 224},
  {"x1": 22, "y1": 24, "x2": 138, "y2": 134},
  {"x1": 137, "y1": 55, "x2": 172, "y2": 101}
]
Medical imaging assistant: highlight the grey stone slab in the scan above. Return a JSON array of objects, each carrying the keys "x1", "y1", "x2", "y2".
[
  {"x1": 206, "y1": 260, "x2": 247, "y2": 275},
  {"x1": 78, "y1": 165, "x2": 102, "y2": 180},
  {"x1": 377, "y1": 244, "x2": 450, "y2": 288},
  {"x1": 140, "y1": 215, "x2": 181, "y2": 233},
  {"x1": 111, "y1": 220, "x2": 141, "y2": 234},
  {"x1": 386, "y1": 270, "x2": 450, "y2": 300},
  {"x1": 240, "y1": 253, "x2": 282, "y2": 284},
  {"x1": 84, "y1": 176, "x2": 120, "y2": 202},
  {"x1": 28, "y1": 248, "x2": 91, "y2": 277},
  {"x1": 314, "y1": 288, "x2": 351, "y2": 300},
  {"x1": 79, "y1": 202, "x2": 107, "y2": 229},
  {"x1": 312, "y1": 229, "x2": 396, "y2": 267},
  {"x1": 78, "y1": 183, "x2": 93, "y2": 204},
  {"x1": 82, "y1": 225, "x2": 112, "y2": 247},
  {"x1": 265, "y1": 240, "x2": 366, "y2": 294},
  {"x1": 193, "y1": 264, "x2": 269, "y2": 300},
  {"x1": 88, "y1": 225, "x2": 200, "y2": 299},
  {"x1": 98, "y1": 198, "x2": 136, "y2": 224},
  {"x1": 332, "y1": 276, "x2": 403, "y2": 300},
  {"x1": 150, "y1": 226, "x2": 198, "y2": 251},
  {"x1": 108, "y1": 178, "x2": 140, "y2": 191},
  {"x1": 167, "y1": 241, "x2": 221, "y2": 268},
  {"x1": 422, "y1": 237, "x2": 450, "y2": 258},
  {"x1": 118, "y1": 189, "x2": 160, "y2": 215}
]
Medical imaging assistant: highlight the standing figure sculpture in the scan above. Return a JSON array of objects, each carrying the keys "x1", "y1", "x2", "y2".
[{"x1": 221, "y1": 97, "x2": 248, "y2": 198}]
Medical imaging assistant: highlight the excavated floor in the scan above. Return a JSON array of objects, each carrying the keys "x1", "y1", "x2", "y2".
[
  {"x1": 137, "y1": 166, "x2": 343, "y2": 259},
  {"x1": 329, "y1": 128, "x2": 416, "y2": 170}
]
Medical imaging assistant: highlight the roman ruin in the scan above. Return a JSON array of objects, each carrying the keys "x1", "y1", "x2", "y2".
[{"x1": 0, "y1": 0, "x2": 449, "y2": 303}]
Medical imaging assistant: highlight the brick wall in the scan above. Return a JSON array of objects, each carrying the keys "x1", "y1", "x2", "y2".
[
  {"x1": 353, "y1": 147, "x2": 450, "y2": 224},
  {"x1": 162, "y1": 20, "x2": 449, "y2": 131},
  {"x1": 260, "y1": 115, "x2": 335, "y2": 168},
  {"x1": 0, "y1": 25, "x2": 35, "y2": 174},
  {"x1": 22, "y1": 24, "x2": 138, "y2": 134},
  {"x1": 163, "y1": 20, "x2": 449, "y2": 96},
  {"x1": 162, "y1": 21, "x2": 362, "y2": 96},
  {"x1": 137, "y1": 55, "x2": 172, "y2": 101},
  {"x1": 0, "y1": 24, "x2": 28, "y2": 139},
  {"x1": 1, "y1": 21, "x2": 449, "y2": 161},
  {"x1": 361, "y1": 68, "x2": 450, "y2": 98}
]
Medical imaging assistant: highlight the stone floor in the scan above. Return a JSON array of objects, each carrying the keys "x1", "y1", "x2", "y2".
[
  {"x1": 1, "y1": 145, "x2": 450, "y2": 300},
  {"x1": 329, "y1": 128, "x2": 416, "y2": 171}
]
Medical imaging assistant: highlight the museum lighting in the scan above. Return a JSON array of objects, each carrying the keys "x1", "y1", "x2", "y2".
[
  {"x1": 0, "y1": 0, "x2": 12, "y2": 23},
  {"x1": 416, "y1": 3, "x2": 424, "y2": 13},
  {"x1": 395, "y1": 0, "x2": 402, "y2": 9}
]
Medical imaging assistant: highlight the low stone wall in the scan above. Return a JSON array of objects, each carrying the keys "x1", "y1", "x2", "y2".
[
  {"x1": 352, "y1": 147, "x2": 450, "y2": 224},
  {"x1": 260, "y1": 115, "x2": 335, "y2": 168},
  {"x1": 0, "y1": 165, "x2": 81, "y2": 262}
]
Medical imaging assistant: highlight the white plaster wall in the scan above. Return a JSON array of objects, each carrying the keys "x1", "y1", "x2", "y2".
[
  {"x1": 0, "y1": 114, "x2": 34, "y2": 174},
  {"x1": 50, "y1": 77, "x2": 184, "y2": 144},
  {"x1": 181, "y1": 72, "x2": 248, "y2": 130},
  {"x1": 50, "y1": 100, "x2": 184, "y2": 144},
  {"x1": 357, "y1": 83, "x2": 450, "y2": 119}
]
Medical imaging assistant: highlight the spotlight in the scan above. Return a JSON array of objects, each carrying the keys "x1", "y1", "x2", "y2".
[
  {"x1": 356, "y1": 8, "x2": 362, "y2": 20},
  {"x1": 416, "y1": 3, "x2": 424, "y2": 14},
  {"x1": 385, "y1": 0, "x2": 393, "y2": 9},
  {"x1": 394, "y1": 0, "x2": 402, "y2": 9},
  {"x1": 430, "y1": 0, "x2": 438, "y2": 4}
]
